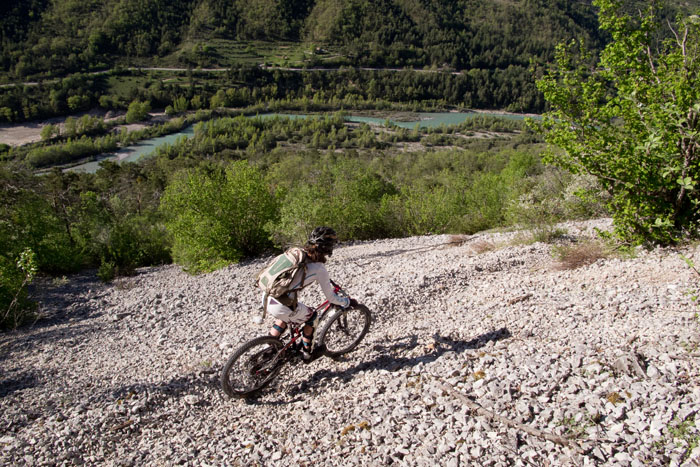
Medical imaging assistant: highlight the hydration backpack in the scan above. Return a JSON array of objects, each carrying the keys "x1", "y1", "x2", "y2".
[{"x1": 255, "y1": 247, "x2": 307, "y2": 298}]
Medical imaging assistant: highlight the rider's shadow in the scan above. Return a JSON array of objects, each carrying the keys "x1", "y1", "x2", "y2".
[{"x1": 273, "y1": 327, "x2": 512, "y2": 401}]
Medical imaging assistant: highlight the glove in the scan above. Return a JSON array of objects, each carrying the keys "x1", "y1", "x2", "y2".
[{"x1": 347, "y1": 298, "x2": 359, "y2": 308}]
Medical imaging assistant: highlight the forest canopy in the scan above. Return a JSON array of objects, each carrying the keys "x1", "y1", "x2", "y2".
[{"x1": 1, "y1": 0, "x2": 611, "y2": 79}]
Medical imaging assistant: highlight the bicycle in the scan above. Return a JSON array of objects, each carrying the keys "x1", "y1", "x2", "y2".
[{"x1": 220, "y1": 280, "x2": 372, "y2": 398}]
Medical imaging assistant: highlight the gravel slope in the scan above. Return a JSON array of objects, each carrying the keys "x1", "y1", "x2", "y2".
[{"x1": 1, "y1": 219, "x2": 699, "y2": 466}]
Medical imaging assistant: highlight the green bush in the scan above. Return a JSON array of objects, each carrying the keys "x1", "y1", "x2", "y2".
[
  {"x1": 505, "y1": 169, "x2": 608, "y2": 229},
  {"x1": 74, "y1": 191, "x2": 171, "y2": 280},
  {"x1": 1, "y1": 248, "x2": 38, "y2": 330},
  {"x1": 537, "y1": 1, "x2": 700, "y2": 245},
  {"x1": 379, "y1": 183, "x2": 458, "y2": 236},
  {"x1": 161, "y1": 161, "x2": 278, "y2": 273},
  {"x1": 270, "y1": 159, "x2": 397, "y2": 245},
  {"x1": 125, "y1": 100, "x2": 151, "y2": 124}
]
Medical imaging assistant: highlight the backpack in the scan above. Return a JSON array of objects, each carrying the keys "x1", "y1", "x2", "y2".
[{"x1": 255, "y1": 247, "x2": 307, "y2": 298}]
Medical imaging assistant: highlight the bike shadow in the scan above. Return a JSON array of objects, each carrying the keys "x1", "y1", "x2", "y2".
[{"x1": 256, "y1": 327, "x2": 511, "y2": 403}]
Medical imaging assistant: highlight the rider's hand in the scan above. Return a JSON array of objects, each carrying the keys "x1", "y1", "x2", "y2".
[{"x1": 347, "y1": 298, "x2": 359, "y2": 308}]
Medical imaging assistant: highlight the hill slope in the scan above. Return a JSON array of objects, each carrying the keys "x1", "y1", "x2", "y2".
[
  {"x1": 2, "y1": 0, "x2": 606, "y2": 78},
  {"x1": 1, "y1": 219, "x2": 699, "y2": 464}
]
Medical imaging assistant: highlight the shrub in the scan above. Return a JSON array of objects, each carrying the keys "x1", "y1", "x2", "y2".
[
  {"x1": 1, "y1": 248, "x2": 38, "y2": 330},
  {"x1": 73, "y1": 191, "x2": 170, "y2": 280},
  {"x1": 161, "y1": 161, "x2": 278, "y2": 273},
  {"x1": 125, "y1": 100, "x2": 151, "y2": 124},
  {"x1": 271, "y1": 160, "x2": 397, "y2": 246}
]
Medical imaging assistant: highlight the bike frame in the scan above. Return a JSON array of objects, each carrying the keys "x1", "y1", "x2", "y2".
[{"x1": 275, "y1": 280, "x2": 347, "y2": 357}]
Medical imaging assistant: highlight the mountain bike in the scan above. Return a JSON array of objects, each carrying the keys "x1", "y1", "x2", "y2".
[{"x1": 220, "y1": 281, "x2": 372, "y2": 398}]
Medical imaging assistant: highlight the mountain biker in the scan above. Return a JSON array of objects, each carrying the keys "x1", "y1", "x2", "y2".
[{"x1": 266, "y1": 226, "x2": 358, "y2": 361}]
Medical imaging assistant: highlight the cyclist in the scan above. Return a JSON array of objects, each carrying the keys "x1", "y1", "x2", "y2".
[{"x1": 266, "y1": 226, "x2": 357, "y2": 361}]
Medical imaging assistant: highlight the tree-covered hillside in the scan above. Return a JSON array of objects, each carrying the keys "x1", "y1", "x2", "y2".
[{"x1": 2, "y1": 0, "x2": 608, "y2": 79}]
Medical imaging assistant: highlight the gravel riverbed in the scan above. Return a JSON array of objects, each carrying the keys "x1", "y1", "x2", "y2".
[{"x1": 1, "y1": 218, "x2": 699, "y2": 466}]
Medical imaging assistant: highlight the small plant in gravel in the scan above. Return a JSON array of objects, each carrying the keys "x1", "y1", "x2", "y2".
[
  {"x1": 472, "y1": 370, "x2": 486, "y2": 381},
  {"x1": 2, "y1": 248, "x2": 38, "y2": 329},
  {"x1": 51, "y1": 275, "x2": 69, "y2": 286},
  {"x1": 532, "y1": 226, "x2": 569, "y2": 244},
  {"x1": 446, "y1": 234, "x2": 470, "y2": 246},
  {"x1": 680, "y1": 255, "x2": 700, "y2": 309},
  {"x1": 510, "y1": 227, "x2": 568, "y2": 247},
  {"x1": 681, "y1": 340, "x2": 699, "y2": 354},
  {"x1": 406, "y1": 375, "x2": 424, "y2": 389},
  {"x1": 605, "y1": 392, "x2": 623, "y2": 405},
  {"x1": 668, "y1": 415, "x2": 699, "y2": 463},
  {"x1": 557, "y1": 414, "x2": 597, "y2": 439},
  {"x1": 340, "y1": 421, "x2": 370, "y2": 436}
]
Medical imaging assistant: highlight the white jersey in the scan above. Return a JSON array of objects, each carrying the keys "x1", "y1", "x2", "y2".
[
  {"x1": 263, "y1": 261, "x2": 349, "y2": 324},
  {"x1": 289, "y1": 262, "x2": 350, "y2": 308}
]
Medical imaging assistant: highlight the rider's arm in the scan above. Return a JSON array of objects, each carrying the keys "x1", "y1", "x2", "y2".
[{"x1": 305, "y1": 263, "x2": 350, "y2": 308}]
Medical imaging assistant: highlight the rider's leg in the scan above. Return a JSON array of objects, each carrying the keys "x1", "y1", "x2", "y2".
[
  {"x1": 301, "y1": 311, "x2": 318, "y2": 354},
  {"x1": 269, "y1": 320, "x2": 287, "y2": 338},
  {"x1": 264, "y1": 295, "x2": 293, "y2": 338}
]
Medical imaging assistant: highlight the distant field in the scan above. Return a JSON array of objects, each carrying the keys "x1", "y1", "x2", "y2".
[{"x1": 119, "y1": 39, "x2": 344, "y2": 70}]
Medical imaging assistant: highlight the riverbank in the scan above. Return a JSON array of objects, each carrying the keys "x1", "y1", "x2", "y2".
[
  {"x1": 1, "y1": 218, "x2": 699, "y2": 465},
  {"x1": 0, "y1": 109, "x2": 169, "y2": 148}
]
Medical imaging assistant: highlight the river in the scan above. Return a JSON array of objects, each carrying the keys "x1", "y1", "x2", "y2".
[{"x1": 67, "y1": 111, "x2": 533, "y2": 173}]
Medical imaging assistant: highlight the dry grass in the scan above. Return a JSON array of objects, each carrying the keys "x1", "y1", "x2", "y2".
[
  {"x1": 444, "y1": 235, "x2": 498, "y2": 255},
  {"x1": 553, "y1": 240, "x2": 608, "y2": 270},
  {"x1": 446, "y1": 234, "x2": 470, "y2": 246},
  {"x1": 471, "y1": 240, "x2": 498, "y2": 254}
]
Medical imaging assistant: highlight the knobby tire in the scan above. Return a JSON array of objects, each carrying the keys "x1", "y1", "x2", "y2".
[
  {"x1": 220, "y1": 336, "x2": 284, "y2": 398},
  {"x1": 318, "y1": 304, "x2": 371, "y2": 357}
]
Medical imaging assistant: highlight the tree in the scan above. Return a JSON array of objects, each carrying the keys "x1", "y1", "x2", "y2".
[
  {"x1": 125, "y1": 100, "x2": 151, "y2": 124},
  {"x1": 40, "y1": 124, "x2": 58, "y2": 141},
  {"x1": 536, "y1": 0, "x2": 700, "y2": 245},
  {"x1": 160, "y1": 161, "x2": 278, "y2": 273}
]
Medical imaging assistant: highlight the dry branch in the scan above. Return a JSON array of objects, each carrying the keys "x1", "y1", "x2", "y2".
[
  {"x1": 508, "y1": 293, "x2": 533, "y2": 306},
  {"x1": 438, "y1": 382, "x2": 583, "y2": 455}
]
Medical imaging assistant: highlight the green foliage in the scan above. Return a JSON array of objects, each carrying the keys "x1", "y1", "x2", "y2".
[
  {"x1": 125, "y1": 99, "x2": 151, "y2": 124},
  {"x1": 40, "y1": 123, "x2": 58, "y2": 141},
  {"x1": 160, "y1": 161, "x2": 278, "y2": 273},
  {"x1": 0, "y1": 0, "x2": 609, "y2": 79},
  {"x1": 0, "y1": 169, "x2": 84, "y2": 275},
  {"x1": 77, "y1": 191, "x2": 171, "y2": 280},
  {"x1": 26, "y1": 135, "x2": 118, "y2": 168},
  {"x1": 271, "y1": 157, "x2": 397, "y2": 245},
  {"x1": 0, "y1": 105, "x2": 602, "y2": 325},
  {"x1": 536, "y1": 0, "x2": 700, "y2": 245},
  {"x1": 681, "y1": 254, "x2": 700, "y2": 309},
  {"x1": 667, "y1": 415, "x2": 699, "y2": 463},
  {"x1": 1, "y1": 248, "x2": 38, "y2": 329}
]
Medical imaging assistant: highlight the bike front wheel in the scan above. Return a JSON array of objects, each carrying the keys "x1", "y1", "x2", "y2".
[
  {"x1": 318, "y1": 304, "x2": 371, "y2": 357},
  {"x1": 220, "y1": 336, "x2": 284, "y2": 398}
]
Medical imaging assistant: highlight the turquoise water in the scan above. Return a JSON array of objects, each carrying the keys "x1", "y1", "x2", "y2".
[
  {"x1": 263, "y1": 111, "x2": 529, "y2": 129},
  {"x1": 67, "y1": 126, "x2": 196, "y2": 173},
  {"x1": 347, "y1": 112, "x2": 526, "y2": 129},
  {"x1": 68, "y1": 111, "x2": 532, "y2": 173}
]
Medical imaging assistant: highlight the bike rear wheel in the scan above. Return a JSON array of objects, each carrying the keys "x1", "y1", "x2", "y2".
[
  {"x1": 318, "y1": 304, "x2": 371, "y2": 357},
  {"x1": 220, "y1": 336, "x2": 284, "y2": 398}
]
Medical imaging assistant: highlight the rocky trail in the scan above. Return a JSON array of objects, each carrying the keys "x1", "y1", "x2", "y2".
[{"x1": 1, "y1": 219, "x2": 699, "y2": 466}]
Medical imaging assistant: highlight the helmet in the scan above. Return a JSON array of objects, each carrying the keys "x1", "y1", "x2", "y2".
[{"x1": 308, "y1": 226, "x2": 337, "y2": 256}]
